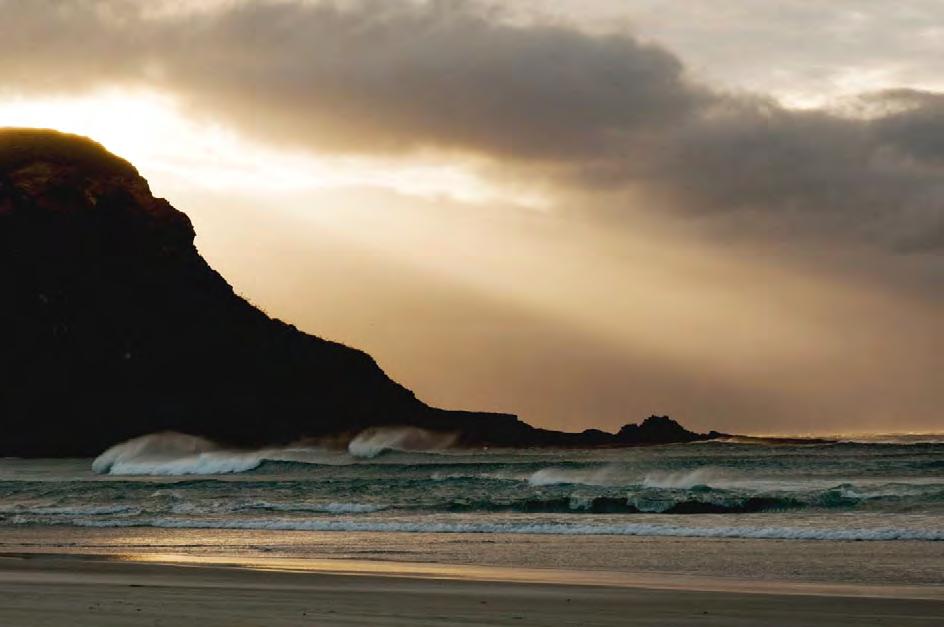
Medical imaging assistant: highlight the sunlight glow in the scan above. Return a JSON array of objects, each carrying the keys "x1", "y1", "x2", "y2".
[{"x1": 0, "y1": 89, "x2": 547, "y2": 207}]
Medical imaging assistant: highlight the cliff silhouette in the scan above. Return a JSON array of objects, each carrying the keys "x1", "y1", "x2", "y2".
[{"x1": 0, "y1": 129, "x2": 718, "y2": 456}]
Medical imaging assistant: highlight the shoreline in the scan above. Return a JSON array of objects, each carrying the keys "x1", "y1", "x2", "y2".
[
  {"x1": 0, "y1": 553, "x2": 941, "y2": 626},
  {"x1": 4, "y1": 550, "x2": 944, "y2": 600},
  {"x1": 0, "y1": 527, "x2": 941, "y2": 590}
]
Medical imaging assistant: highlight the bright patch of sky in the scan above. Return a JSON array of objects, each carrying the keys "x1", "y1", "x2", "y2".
[{"x1": 0, "y1": 88, "x2": 548, "y2": 208}]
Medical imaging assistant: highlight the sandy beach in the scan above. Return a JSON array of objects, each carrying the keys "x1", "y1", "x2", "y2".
[{"x1": 0, "y1": 553, "x2": 940, "y2": 627}]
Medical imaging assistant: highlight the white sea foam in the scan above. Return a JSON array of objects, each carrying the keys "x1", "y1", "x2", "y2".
[
  {"x1": 169, "y1": 501, "x2": 233, "y2": 515},
  {"x1": 92, "y1": 432, "x2": 254, "y2": 475},
  {"x1": 92, "y1": 428, "x2": 460, "y2": 475},
  {"x1": 93, "y1": 433, "x2": 267, "y2": 476},
  {"x1": 61, "y1": 517, "x2": 944, "y2": 541},
  {"x1": 92, "y1": 432, "x2": 354, "y2": 476},
  {"x1": 347, "y1": 427, "x2": 456, "y2": 459},
  {"x1": 166, "y1": 499, "x2": 386, "y2": 515},
  {"x1": 527, "y1": 467, "x2": 617, "y2": 487},
  {"x1": 247, "y1": 501, "x2": 386, "y2": 514},
  {"x1": 116, "y1": 453, "x2": 265, "y2": 476},
  {"x1": 529, "y1": 466, "x2": 762, "y2": 490},
  {"x1": 0, "y1": 505, "x2": 141, "y2": 516}
]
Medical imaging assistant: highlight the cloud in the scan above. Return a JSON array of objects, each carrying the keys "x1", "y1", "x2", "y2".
[
  {"x1": 536, "y1": 0, "x2": 944, "y2": 105},
  {"x1": 1, "y1": 0, "x2": 942, "y2": 252},
  {"x1": 871, "y1": 89, "x2": 944, "y2": 166},
  {"x1": 0, "y1": 0, "x2": 704, "y2": 158},
  {"x1": 635, "y1": 97, "x2": 944, "y2": 252},
  {"x1": 172, "y1": 0, "x2": 705, "y2": 160}
]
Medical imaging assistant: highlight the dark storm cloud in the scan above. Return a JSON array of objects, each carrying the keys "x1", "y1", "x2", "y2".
[
  {"x1": 638, "y1": 98, "x2": 944, "y2": 252},
  {"x1": 1, "y1": 0, "x2": 942, "y2": 251},
  {"x1": 171, "y1": 0, "x2": 703, "y2": 159},
  {"x1": 871, "y1": 90, "x2": 944, "y2": 166},
  {"x1": 0, "y1": 0, "x2": 704, "y2": 158}
]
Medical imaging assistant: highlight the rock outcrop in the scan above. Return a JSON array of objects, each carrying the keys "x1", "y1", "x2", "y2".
[{"x1": 0, "y1": 129, "x2": 718, "y2": 456}]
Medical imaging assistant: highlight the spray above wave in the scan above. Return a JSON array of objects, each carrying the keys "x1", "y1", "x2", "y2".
[
  {"x1": 347, "y1": 427, "x2": 457, "y2": 459},
  {"x1": 13, "y1": 435, "x2": 939, "y2": 548},
  {"x1": 92, "y1": 427, "x2": 461, "y2": 475},
  {"x1": 527, "y1": 467, "x2": 619, "y2": 487},
  {"x1": 526, "y1": 465, "x2": 769, "y2": 491},
  {"x1": 90, "y1": 432, "x2": 336, "y2": 476},
  {"x1": 91, "y1": 433, "x2": 265, "y2": 476}
]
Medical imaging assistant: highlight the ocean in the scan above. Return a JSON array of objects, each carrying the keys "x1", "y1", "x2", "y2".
[{"x1": 1, "y1": 430, "x2": 941, "y2": 544}]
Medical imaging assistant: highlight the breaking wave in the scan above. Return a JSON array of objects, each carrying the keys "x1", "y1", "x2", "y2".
[
  {"x1": 347, "y1": 427, "x2": 457, "y2": 459},
  {"x1": 1, "y1": 433, "x2": 933, "y2": 551},
  {"x1": 527, "y1": 467, "x2": 617, "y2": 487},
  {"x1": 11, "y1": 486, "x2": 929, "y2": 520},
  {"x1": 92, "y1": 433, "x2": 268, "y2": 475},
  {"x1": 92, "y1": 427, "x2": 460, "y2": 475}
]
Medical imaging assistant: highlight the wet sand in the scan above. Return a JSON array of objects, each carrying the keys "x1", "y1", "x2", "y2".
[{"x1": 0, "y1": 553, "x2": 941, "y2": 626}]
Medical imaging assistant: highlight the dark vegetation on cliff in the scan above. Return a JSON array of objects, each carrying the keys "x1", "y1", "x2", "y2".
[{"x1": 0, "y1": 129, "x2": 719, "y2": 456}]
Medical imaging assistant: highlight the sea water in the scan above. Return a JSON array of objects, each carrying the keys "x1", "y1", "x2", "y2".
[{"x1": 0, "y1": 430, "x2": 941, "y2": 543}]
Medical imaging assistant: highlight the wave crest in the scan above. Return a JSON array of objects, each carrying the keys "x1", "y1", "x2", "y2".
[
  {"x1": 91, "y1": 433, "x2": 267, "y2": 476},
  {"x1": 92, "y1": 428, "x2": 461, "y2": 475},
  {"x1": 347, "y1": 427, "x2": 456, "y2": 459},
  {"x1": 527, "y1": 467, "x2": 616, "y2": 487}
]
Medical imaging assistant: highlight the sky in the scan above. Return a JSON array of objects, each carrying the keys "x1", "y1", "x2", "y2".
[{"x1": 1, "y1": 0, "x2": 942, "y2": 435}]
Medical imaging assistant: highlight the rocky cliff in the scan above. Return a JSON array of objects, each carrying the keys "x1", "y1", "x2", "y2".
[{"x1": 0, "y1": 129, "x2": 716, "y2": 456}]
